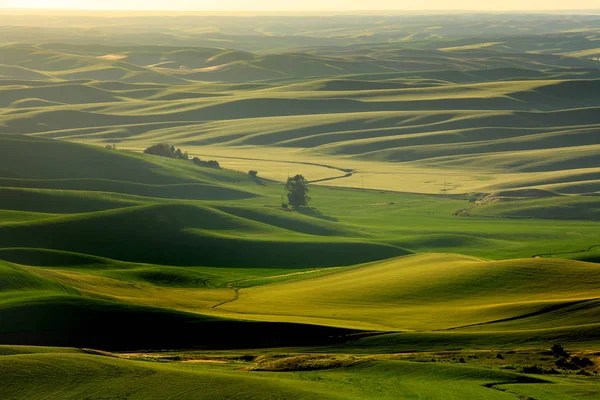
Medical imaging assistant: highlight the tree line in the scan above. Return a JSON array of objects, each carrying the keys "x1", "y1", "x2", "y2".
[{"x1": 144, "y1": 144, "x2": 221, "y2": 169}]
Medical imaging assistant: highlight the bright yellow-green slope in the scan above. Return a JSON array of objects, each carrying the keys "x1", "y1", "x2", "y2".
[{"x1": 215, "y1": 254, "x2": 600, "y2": 332}]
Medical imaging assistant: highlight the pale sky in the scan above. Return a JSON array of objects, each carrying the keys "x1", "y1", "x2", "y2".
[{"x1": 0, "y1": 0, "x2": 598, "y2": 11}]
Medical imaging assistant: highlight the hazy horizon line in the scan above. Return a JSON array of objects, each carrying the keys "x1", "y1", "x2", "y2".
[{"x1": 1, "y1": 7, "x2": 599, "y2": 14}]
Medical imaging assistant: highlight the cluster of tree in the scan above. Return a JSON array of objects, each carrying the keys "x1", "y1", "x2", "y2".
[
  {"x1": 551, "y1": 344, "x2": 594, "y2": 371},
  {"x1": 285, "y1": 174, "x2": 310, "y2": 208},
  {"x1": 144, "y1": 143, "x2": 188, "y2": 160},
  {"x1": 192, "y1": 157, "x2": 221, "y2": 169},
  {"x1": 144, "y1": 144, "x2": 222, "y2": 169},
  {"x1": 521, "y1": 344, "x2": 597, "y2": 375}
]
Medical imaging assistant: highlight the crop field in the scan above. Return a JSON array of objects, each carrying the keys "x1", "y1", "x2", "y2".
[{"x1": 1, "y1": 10, "x2": 600, "y2": 399}]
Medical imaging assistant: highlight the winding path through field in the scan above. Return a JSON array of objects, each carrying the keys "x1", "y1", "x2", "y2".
[{"x1": 192, "y1": 152, "x2": 354, "y2": 183}]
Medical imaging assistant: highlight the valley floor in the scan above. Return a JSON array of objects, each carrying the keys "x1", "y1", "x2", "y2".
[{"x1": 2, "y1": 346, "x2": 600, "y2": 400}]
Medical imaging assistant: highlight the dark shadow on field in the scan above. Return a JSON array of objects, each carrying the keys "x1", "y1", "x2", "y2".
[
  {"x1": 296, "y1": 207, "x2": 338, "y2": 222},
  {"x1": 0, "y1": 296, "x2": 373, "y2": 351}
]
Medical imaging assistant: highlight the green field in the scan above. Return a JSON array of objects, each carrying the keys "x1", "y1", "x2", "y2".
[{"x1": 1, "y1": 10, "x2": 600, "y2": 399}]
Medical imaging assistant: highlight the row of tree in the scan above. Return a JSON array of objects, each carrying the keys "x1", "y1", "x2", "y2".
[
  {"x1": 144, "y1": 144, "x2": 221, "y2": 169},
  {"x1": 144, "y1": 143, "x2": 189, "y2": 160}
]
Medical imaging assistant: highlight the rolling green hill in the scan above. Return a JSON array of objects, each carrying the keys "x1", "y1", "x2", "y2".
[
  {"x1": 0, "y1": 134, "x2": 410, "y2": 267},
  {"x1": 1, "y1": 46, "x2": 598, "y2": 196},
  {"x1": 217, "y1": 254, "x2": 600, "y2": 332},
  {"x1": 2, "y1": 11, "x2": 600, "y2": 399},
  {"x1": 3, "y1": 351, "x2": 579, "y2": 400}
]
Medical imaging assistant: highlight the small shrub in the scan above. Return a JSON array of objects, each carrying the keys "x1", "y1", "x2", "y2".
[
  {"x1": 577, "y1": 369, "x2": 592, "y2": 376},
  {"x1": 572, "y1": 356, "x2": 594, "y2": 368},
  {"x1": 522, "y1": 365, "x2": 544, "y2": 374},
  {"x1": 582, "y1": 357, "x2": 594, "y2": 366},
  {"x1": 555, "y1": 358, "x2": 580, "y2": 370},
  {"x1": 282, "y1": 203, "x2": 289, "y2": 209},
  {"x1": 555, "y1": 357, "x2": 567, "y2": 368},
  {"x1": 496, "y1": 353, "x2": 504, "y2": 360},
  {"x1": 248, "y1": 170, "x2": 258, "y2": 178},
  {"x1": 163, "y1": 356, "x2": 183, "y2": 361},
  {"x1": 551, "y1": 344, "x2": 570, "y2": 358},
  {"x1": 250, "y1": 355, "x2": 365, "y2": 372}
]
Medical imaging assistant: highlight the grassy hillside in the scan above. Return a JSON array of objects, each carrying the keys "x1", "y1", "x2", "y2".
[
  {"x1": 6, "y1": 350, "x2": 589, "y2": 400},
  {"x1": 0, "y1": 203, "x2": 407, "y2": 267},
  {"x1": 217, "y1": 254, "x2": 600, "y2": 331},
  {"x1": 0, "y1": 260, "x2": 70, "y2": 295},
  {"x1": 2, "y1": 135, "x2": 599, "y2": 264},
  {"x1": 4, "y1": 251, "x2": 600, "y2": 351},
  {"x1": 0, "y1": 135, "x2": 412, "y2": 267}
]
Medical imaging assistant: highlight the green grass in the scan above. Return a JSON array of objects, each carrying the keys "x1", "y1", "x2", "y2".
[
  {"x1": 0, "y1": 260, "x2": 69, "y2": 294},
  {"x1": 0, "y1": 187, "x2": 137, "y2": 213},
  {"x1": 3, "y1": 350, "x2": 599, "y2": 399}
]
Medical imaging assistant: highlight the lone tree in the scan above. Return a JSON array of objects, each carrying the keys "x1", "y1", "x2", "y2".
[{"x1": 285, "y1": 174, "x2": 310, "y2": 207}]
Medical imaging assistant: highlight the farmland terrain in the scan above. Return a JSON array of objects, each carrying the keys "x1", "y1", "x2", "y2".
[{"x1": 1, "y1": 11, "x2": 600, "y2": 399}]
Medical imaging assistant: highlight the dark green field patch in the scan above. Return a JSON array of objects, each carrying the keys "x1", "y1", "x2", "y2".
[{"x1": 0, "y1": 295, "x2": 361, "y2": 351}]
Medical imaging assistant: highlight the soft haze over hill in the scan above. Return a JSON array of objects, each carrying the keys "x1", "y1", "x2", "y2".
[{"x1": 3, "y1": 0, "x2": 600, "y2": 11}]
